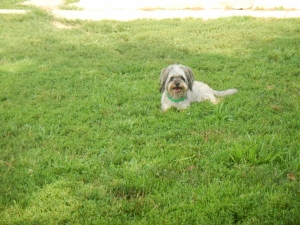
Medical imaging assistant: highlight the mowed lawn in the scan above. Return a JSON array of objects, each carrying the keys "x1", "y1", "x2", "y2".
[{"x1": 0, "y1": 7, "x2": 300, "y2": 225}]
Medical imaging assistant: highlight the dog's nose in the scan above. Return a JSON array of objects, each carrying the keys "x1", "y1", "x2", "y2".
[{"x1": 175, "y1": 82, "x2": 180, "y2": 87}]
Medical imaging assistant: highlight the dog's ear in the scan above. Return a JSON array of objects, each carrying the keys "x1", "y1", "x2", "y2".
[
  {"x1": 180, "y1": 65, "x2": 194, "y2": 91},
  {"x1": 160, "y1": 67, "x2": 169, "y2": 93}
]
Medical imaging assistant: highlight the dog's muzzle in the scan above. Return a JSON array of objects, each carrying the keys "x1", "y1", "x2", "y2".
[{"x1": 173, "y1": 82, "x2": 182, "y2": 93}]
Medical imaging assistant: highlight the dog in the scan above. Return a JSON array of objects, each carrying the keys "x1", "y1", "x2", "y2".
[{"x1": 160, "y1": 64, "x2": 238, "y2": 111}]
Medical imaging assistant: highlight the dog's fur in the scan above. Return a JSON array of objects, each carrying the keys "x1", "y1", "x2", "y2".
[{"x1": 160, "y1": 64, "x2": 238, "y2": 111}]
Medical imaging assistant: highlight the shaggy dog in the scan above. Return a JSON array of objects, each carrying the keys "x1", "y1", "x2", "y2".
[{"x1": 160, "y1": 64, "x2": 238, "y2": 111}]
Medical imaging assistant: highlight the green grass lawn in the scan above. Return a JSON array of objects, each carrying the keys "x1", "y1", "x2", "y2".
[
  {"x1": 0, "y1": 7, "x2": 300, "y2": 225},
  {"x1": 0, "y1": 0, "x2": 28, "y2": 9}
]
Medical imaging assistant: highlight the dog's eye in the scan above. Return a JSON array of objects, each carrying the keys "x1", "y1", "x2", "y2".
[
  {"x1": 180, "y1": 76, "x2": 185, "y2": 81},
  {"x1": 170, "y1": 77, "x2": 174, "y2": 81}
]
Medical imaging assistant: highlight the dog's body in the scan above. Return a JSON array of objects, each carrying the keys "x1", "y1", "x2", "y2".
[{"x1": 160, "y1": 64, "x2": 238, "y2": 111}]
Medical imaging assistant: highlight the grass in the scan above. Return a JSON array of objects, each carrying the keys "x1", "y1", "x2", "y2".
[
  {"x1": 0, "y1": 0, "x2": 27, "y2": 9},
  {"x1": 60, "y1": 0, "x2": 82, "y2": 10},
  {"x1": 0, "y1": 6, "x2": 300, "y2": 225}
]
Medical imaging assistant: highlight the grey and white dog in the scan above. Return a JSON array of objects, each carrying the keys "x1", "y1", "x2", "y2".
[{"x1": 160, "y1": 64, "x2": 238, "y2": 111}]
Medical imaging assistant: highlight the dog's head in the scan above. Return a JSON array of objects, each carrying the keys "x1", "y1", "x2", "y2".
[{"x1": 160, "y1": 64, "x2": 194, "y2": 97}]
